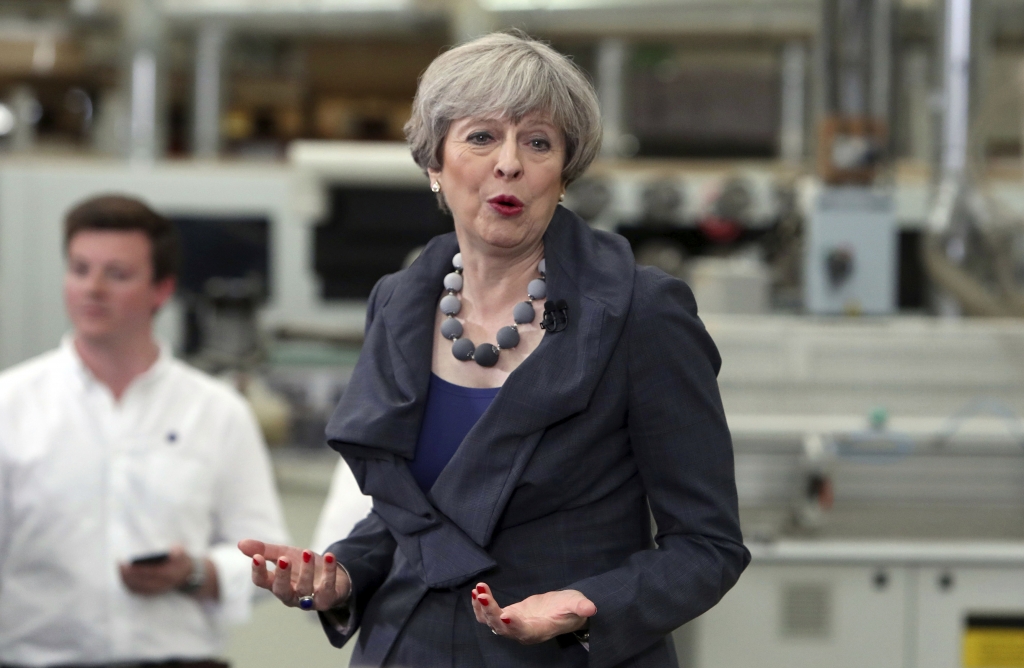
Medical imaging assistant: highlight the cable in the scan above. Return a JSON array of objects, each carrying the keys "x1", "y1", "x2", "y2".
[{"x1": 934, "y1": 397, "x2": 1024, "y2": 449}]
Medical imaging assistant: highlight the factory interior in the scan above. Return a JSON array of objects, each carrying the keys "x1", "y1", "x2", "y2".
[{"x1": 6, "y1": 0, "x2": 1024, "y2": 667}]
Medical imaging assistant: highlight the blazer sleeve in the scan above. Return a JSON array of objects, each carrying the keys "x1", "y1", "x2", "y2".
[
  {"x1": 569, "y1": 267, "x2": 750, "y2": 668},
  {"x1": 319, "y1": 510, "x2": 397, "y2": 646},
  {"x1": 317, "y1": 274, "x2": 400, "y2": 647}
]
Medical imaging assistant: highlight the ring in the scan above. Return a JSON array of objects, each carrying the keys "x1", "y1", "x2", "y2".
[{"x1": 298, "y1": 595, "x2": 314, "y2": 610}]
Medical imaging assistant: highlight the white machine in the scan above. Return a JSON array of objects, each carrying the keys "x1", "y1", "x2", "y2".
[
  {"x1": 0, "y1": 160, "x2": 292, "y2": 367},
  {"x1": 679, "y1": 315, "x2": 1024, "y2": 668},
  {"x1": 0, "y1": 143, "x2": 424, "y2": 369}
]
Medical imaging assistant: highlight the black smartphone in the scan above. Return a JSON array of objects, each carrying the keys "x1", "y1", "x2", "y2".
[{"x1": 130, "y1": 551, "x2": 171, "y2": 566}]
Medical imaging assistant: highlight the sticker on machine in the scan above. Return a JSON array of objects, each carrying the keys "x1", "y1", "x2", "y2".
[{"x1": 964, "y1": 615, "x2": 1024, "y2": 668}]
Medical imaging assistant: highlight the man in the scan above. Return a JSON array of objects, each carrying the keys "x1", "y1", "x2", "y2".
[{"x1": 0, "y1": 195, "x2": 289, "y2": 668}]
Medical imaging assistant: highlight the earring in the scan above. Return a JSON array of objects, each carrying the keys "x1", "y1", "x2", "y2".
[
  {"x1": 431, "y1": 182, "x2": 441, "y2": 193},
  {"x1": 559, "y1": 191, "x2": 565, "y2": 202}
]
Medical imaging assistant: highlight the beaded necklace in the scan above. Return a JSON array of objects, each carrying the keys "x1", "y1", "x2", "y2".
[{"x1": 438, "y1": 252, "x2": 547, "y2": 367}]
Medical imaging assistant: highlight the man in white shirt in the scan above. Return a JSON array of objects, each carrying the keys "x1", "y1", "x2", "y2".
[{"x1": 0, "y1": 195, "x2": 289, "y2": 668}]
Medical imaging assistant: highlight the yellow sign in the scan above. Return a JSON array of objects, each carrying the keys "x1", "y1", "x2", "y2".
[{"x1": 964, "y1": 629, "x2": 1024, "y2": 667}]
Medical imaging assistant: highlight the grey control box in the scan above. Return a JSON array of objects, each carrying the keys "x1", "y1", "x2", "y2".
[{"x1": 804, "y1": 187, "x2": 897, "y2": 315}]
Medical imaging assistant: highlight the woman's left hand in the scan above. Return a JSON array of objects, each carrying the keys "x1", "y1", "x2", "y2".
[{"x1": 471, "y1": 582, "x2": 596, "y2": 645}]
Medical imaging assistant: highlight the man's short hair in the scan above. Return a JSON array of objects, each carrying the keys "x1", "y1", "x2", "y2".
[{"x1": 64, "y1": 195, "x2": 180, "y2": 283}]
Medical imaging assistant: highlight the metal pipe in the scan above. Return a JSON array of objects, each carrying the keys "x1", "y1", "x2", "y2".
[
  {"x1": 941, "y1": 0, "x2": 972, "y2": 178},
  {"x1": 870, "y1": 0, "x2": 892, "y2": 122},
  {"x1": 126, "y1": 0, "x2": 163, "y2": 162},
  {"x1": 193, "y1": 23, "x2": 226, "y2": 159},
  {"x1": 837, "y1": 0, "x2": 869, "y2": 116},
  {"x1": 597, "y1": 38, "x2": 626, "y2": 158},
  {"x1": 130, "y1": 48, "x2": 157, "y2": 162},
  {"x1": 451, "y1": 0, "x2": 495, "y2": 44},
  {"x1": 780, "y1": 40, "x2": 807, "y2": 164}
]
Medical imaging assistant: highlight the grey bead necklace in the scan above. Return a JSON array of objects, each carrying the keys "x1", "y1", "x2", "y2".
[{"x1": 439, "y1": 252, "x2": 547, "y2": 367}]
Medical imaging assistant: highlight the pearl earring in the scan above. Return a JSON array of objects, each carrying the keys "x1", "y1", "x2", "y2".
[
  {"x1": 559, "y1": 192, "x2": 565, "y2": 202},
  {"x1": 431, "y1": 182, "x2": 441, "y2": 193}
]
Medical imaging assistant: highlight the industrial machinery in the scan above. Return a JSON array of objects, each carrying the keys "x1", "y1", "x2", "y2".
[
  {"x1": 0, "y1": 160, "x2": 295, "y2": 367},
  {"x1": 679, "y1": 315, "x2": 1024, "y2": 668},
  {"x1": 0, "y1": 144, "x2": 429, "y2": 368},
  {"x1": 562, "y1": 164, "x2": 787, "y2": 315}
]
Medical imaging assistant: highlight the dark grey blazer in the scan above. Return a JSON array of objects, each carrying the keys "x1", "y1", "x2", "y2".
[{"x1": 323, "y1": 206, "x2": 749, "y2": 668}]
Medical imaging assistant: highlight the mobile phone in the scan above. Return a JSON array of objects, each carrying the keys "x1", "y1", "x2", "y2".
[{"x1": 131, "y1": 551, "x2": 171, "y2": 566}]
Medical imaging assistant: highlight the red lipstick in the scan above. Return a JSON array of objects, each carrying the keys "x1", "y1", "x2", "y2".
[{"x1": 487, "y1": 194, "x2": 524, "y2": 217}]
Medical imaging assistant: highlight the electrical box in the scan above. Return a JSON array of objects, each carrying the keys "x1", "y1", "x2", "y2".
[
  {"x1": 804, "y1": 187, "x2": 897, "y2": 315},
  {"x1": 689, "y1": 563, "x2": 906, "y2": 668},
  {"x1": 687, "y1": 558, "x2": 1024, "y2": 668}
]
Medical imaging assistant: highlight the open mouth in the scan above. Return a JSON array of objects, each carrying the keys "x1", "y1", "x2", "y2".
[{"x1": 487, "y1": 195, "x2": 525, "y2": 216}]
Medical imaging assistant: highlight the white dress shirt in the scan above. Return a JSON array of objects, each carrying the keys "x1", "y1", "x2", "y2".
[
  {"x1": 0, "y1": 337, "x2": 289, "y2": 667},
  {"x1": 311, "y1": 460, "x2": 372, "y2": 554}
]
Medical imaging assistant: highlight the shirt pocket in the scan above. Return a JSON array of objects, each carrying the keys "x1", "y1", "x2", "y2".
[{"x1": 112, "y1": 439, "x2": 216, "y2": 558}]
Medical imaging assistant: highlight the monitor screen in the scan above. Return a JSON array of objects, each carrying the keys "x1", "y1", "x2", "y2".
[
  {"x1": 170, "y1": 215, "x2": 270, "y2": 356},
  {"x1": 314, "y1": 186, "x2": 453, "y2": 299},
  {"x1": 172, "y1": 215, "x2": 271, "y2": 299}
]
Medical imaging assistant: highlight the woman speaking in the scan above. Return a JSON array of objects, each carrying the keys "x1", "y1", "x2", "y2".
[{"x1": 240, "y1": 31, "x2": 748, "y2": 667}]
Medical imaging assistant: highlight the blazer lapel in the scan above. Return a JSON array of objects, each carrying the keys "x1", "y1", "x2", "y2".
[
  {"x1": 429, "y1": 207, "x2": 636, "y2": 547},
  {"x1": 328, "y1": 232, "x2": 458, "y2": 460},
  {"x1": 377, "y1": 232, "x2": 458, "y2": 443}
]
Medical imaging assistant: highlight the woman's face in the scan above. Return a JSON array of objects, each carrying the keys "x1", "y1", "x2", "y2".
[{"x1": 429, "y1": 111, "x2": 565, "y2": 254}]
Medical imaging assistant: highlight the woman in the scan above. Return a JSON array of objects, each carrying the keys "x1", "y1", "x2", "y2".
[{"x1": 240, "y1": 32, "x2": 748, "y2": 667}]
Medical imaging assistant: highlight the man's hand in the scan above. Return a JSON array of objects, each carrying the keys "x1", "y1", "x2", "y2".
[
  {"x1": 120, "y1": 545, "x2": 193, "y2": 596},
  {"x1": 471, "y1": 583, "x2": 596, "y2": 645},
  {"x1": 239, "y1": 538, "x2": 351, "y2": 611}
]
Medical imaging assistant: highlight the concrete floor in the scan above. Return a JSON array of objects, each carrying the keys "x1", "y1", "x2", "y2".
[{"x1": 223, "y1": 488, "x2": 357, "y2": 668}]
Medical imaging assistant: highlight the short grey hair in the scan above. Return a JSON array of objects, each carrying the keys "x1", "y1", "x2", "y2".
[{"x1": 405, "y1": 31, "x2": 602, "y2": 189}]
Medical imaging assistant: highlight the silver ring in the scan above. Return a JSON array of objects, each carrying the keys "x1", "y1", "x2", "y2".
[{"x1": 298, "y1": 594, "x2": 314, "y2": 610}]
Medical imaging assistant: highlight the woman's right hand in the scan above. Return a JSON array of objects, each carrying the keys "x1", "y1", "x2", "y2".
[{"x1": 238, "y1": 539, "x2": 351, "y2": 611}]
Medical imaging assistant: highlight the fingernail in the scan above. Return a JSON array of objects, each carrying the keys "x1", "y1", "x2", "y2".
[
  {"x1": 302, "y1": 550, "x2": 312, "y2": 564},
  {"x1": 278, "y1": 558, "x2": 288, "y2": 570},
  {"x1": 501, "y1": 617, "x2": 511, "y2": 624},
  {"x1": 471, "y1": 591, "x2": 477, "y2": 600},
  {"x1": 480, "y1": 597, "x2": 489, "y2": 607},
  {"x1": 477, "y1": 585, "x2": 486, "y2": 594},
  {"x1": 253, "y1": 557, "x2": 260, "y2": 567},
  {"x1": 324, "y1": 553, "x2": 335, "y2": 564}
]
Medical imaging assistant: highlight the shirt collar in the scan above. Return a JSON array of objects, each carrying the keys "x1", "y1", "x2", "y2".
[{"x1": 59, "y1": 333, "x2": 173, "y2": 396}]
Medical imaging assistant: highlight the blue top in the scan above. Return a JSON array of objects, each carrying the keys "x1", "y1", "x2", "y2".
[{"x1": 409, "y1": 374, "x2": 500, "y2": 493}]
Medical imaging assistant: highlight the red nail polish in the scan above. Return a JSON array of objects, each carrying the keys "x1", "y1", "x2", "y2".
[
  {"x1": 253, "y1": 557, "x2": 259, "y2": 567},
  {"x1": 278, "y1": 558, "x2": 288, "y2": 570},
  {"x1": 302, "y1": 550, "x2": 312, "y2": 563},
  {"x1": 324, "y1": 553, "x2": 335, "y2": 564},
  {"x1": 477, "y1": 585, "x2": 486, "y2": 594},
  {"x1": 471, "y1": 591, "x2": 477, "y2": 600},
  {"x1": 502, "y1": 617, "x2": 511, "y2": 624},
  {"x1": 480, "y1": 597, "x2": 489, "y2": 607}
]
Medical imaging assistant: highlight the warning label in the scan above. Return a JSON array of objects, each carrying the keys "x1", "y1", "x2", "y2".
[{"x1": 964, "y1": 616, "x2": 1024, "y2": 668}]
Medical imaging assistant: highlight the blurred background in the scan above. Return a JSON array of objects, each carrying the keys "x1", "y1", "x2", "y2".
[{"x1": 4, "y1": 0, "x2": 1024, "y2": 666}]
